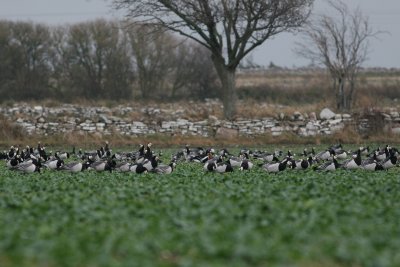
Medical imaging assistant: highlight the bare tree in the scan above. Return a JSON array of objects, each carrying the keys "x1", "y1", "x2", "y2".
[
  {"x1": 169, "y1": 42, "x2": 218, "y2": 100},
  {"x1": 127, "y1": 24, "x2": 176, "y2": 98},
  {"x1": 296, "y1": 0, "x2": 379, "y2": 111},
  {"x1": 113, "y1": 0, "x2": 313, "y2": 119},
  {"x1": 0, "y1": 21, "x2": 53, "y2": 100},
  {"x1": 65, "y1": 19, "x2": 134, "y2": 100}
]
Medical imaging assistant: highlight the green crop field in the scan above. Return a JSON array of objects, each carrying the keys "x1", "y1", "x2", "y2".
[{"x1": 1, "y1": 157, "x2": 400, "y2": 267}]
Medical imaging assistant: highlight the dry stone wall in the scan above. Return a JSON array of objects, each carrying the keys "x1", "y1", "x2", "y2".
[{"x1": 1, "y1": 104, "x2": 399, "y2": 137}]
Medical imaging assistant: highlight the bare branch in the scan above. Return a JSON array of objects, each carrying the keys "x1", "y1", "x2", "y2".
[{"x1": 296, "y1": 0, "x2": 382, "y2": 110}]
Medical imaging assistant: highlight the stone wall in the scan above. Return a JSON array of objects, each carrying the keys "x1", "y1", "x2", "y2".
[{"x1": 1, "y1": 104, "x2": 399, "y2": 137}]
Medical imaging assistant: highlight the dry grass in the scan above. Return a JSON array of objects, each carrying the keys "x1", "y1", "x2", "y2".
[
  {"x1": 2, "y1": 125, "x2": 400, "y2": 150},
  {"x1": 236, "y1": 70, "x2": 400, "y2": 113},
  {"x1": 0, "y1": 115, "x2": 25, "y2": 143},
  {"x1": 236, "y1": 101, "x2": 328, "y2": 119}
]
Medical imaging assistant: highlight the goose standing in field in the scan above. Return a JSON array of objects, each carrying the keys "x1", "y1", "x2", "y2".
[
  {"x1": 55, "y1": 151, "x2": 70, "y2": 160},
  {"x1": 361, "y1": 152, "x2": 383, "y2": 171},
  {"x1": 122, "y1": 144, "x2": 145, "y2": 162},
  {"x1": 240, "y1": 159, "x2": 253, "y2": 171},
  {"x1": 373, "y1": 145, "x2": 390, "y2": 161},
  {"x1": 360, "y1": 146, "x2": 370, "y2": 156},
  {"x1": 239, "y1": 153, "x2": 253, "y2": 171},
  {"x1": 60, "y1": 161, "x2": 90, "y2": 173},
  {"x1": 80, "y1": 149, "x2": 102, "y2": 161},
  {"x1": 6, "y1": 155, "x2": 23, "y2": 168},
  {"x1": 89, "y1": 159, "x2": 116, "y2": 172},
  {"x1": 219, "y1": 148, "x2": 231, "y2": 157},
  {"x1": 43, "y1": 158, "x2": 64, "y2": 170},
  {"x1": 215, "y1": 161, "x2": 234, "y2": 173},
  {"x1": 381, "y1": 150, "x2": 398, "y2": 170},
  {"x1": 152, "y1": 162, "x2": 176, "y2": 174},
  {"x1": 130, "y1": 163, "x2": 148, "y2": 174},
  {"x1": 227, "y1": 154, "x2": 243, "y2": 167},
  {"x1": 291, "y1": 156, "x2": 314, "y2": 170},
  {"x1": 204, "y1": 162, "x2": 217, "y2": 172},
  {"x1": 7, "y1": 146, "x2": 18, "y2": 159},
  {"x1": 202, "y1": 151, "x2": 219, "y2": 170},
  {"x1": 185, "y1": 145, "x2": 205, "y2": 157},
  {"x1": 10, "y1": 161, "x2": 41, "y2": 173},
  {"x1": 254, "y1": 150, "x2": 281, "y2": 163},
  {"x1": 315, "y1": 156, "x2": 340, "y2": 171},
  {"x1": 333, "y1": 147, "x2": 348, "y2": 160},
  {"x1": 262, "y1": 157, "x2": 291, "y2": 173},
  {"x1": 115, "y1": 162, "x2": 132, "y2": 172},
  {"x1": 329, "y1": 143, "x2": 343, "y2": 152},
  {"x1": 142, "y1": 155, "x2": 159, "y2": 171},
  {"x1": 315, "y1": 148, "x2": 335, "y2": 162},
  {"x1": 342, "y1": 149, "x2": 362, "y2": 170},
  {"x1": 136, "y1": 143, "x2": 153, "y2": 163},
  {"x1": 0, "y1": 151, "x2": 7, "y2": 160}
]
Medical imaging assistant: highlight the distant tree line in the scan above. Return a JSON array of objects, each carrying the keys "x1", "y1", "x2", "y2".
[{"x1": 0, "y1": 19, "x2": 218, "y2": 102}]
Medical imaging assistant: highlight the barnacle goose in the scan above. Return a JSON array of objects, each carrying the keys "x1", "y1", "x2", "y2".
[
  {"x1": 315, "y1": 156, "x2": 340, "y2": 171},
  {"x1": 130, "y1": 163, "x2": 148, "y2": 174},
  {"x1": 262, "y1": 157, "x2": 291, "y2": 173},
  {"x1": 61, "y1": 161, "x2": 90, "y2": 173},
  {"x1": 215, "y1": 161, "x2": 234, "y2": 173},
  {"x1": 152, "y1": 162, "x2": 176, "y2": 174},
  {"x1": 342, "y1": 149, "x2": 362, "y2": 170}
]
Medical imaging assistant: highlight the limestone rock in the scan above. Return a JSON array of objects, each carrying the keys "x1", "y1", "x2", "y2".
[
  {"x1": 215, "y1": 127, "x2": 239, "y2": 139},
  {"x1": 319, "y1": 108, "x2": 336, "y2": 120}
]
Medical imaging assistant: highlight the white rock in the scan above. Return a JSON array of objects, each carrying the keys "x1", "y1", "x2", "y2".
[
  {"x1": 131, "y1": 121, "x2": 146, "y2": 128},
  {"x1": 162, "y1": 122, "x2": 173, "y2": 129},
  {"x1": 328, "y1": 119, "x2": 343, "y2": 125},
  {"x1": 319, "y1": 108, "x2": 336, "y2": 120},
  {"x1": 342, "y1": 114, "x2": 351, "y2": 119},
  {"x1": 306, "y1": 122, "x2": 319, "y2": 131},
  {"x1": 271, "y1": 126, "x2": 283, "y2": 132},
  {"x1": 37, "y1": 117, "x2": 46, "y2": 123},
  {"x1": 272, "y1": 131, "x2": 282, "y2": 137},
  {"x1": 34, "y1": 106, "x2": 43, "y2": 112}
]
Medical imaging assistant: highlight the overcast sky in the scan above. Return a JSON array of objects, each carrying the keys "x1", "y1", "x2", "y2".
[{"x1": 1, "y1": 0, "x2": 399, "y2": 68}]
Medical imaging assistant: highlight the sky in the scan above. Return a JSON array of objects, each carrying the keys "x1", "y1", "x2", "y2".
[{"x1": 0, "y1": 0, "x2": 399, "y2": 68}]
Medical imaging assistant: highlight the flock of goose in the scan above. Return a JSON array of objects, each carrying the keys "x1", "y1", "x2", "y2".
[
  {"x1": 1, "y1": 141, "x2": 399, "y2": 175},
  {"x1": 179, "y1": 144, "x2": 398, "y2": 173}
]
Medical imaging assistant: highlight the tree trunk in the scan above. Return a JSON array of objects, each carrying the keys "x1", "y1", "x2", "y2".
[
  {"x1": 346, "y1": 75, "x2": 356, "y2": 110},
  {"x1": 336, "y1": 76, "x2": 346, "y2": 111},
  {"x1": 212, "y1": 57, "x2": 237, "y2": 120}
]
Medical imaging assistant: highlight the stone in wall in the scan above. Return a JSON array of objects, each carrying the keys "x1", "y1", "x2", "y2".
[
  {"x1": 3, "y1": 104, "x2": 400, "y2": 137},
  {"x1": 319, "y1": 108, "x2": 336, "y2": 120},
  {"x1": 215, "y1": 127, "x2": 239, "y2": 139}
]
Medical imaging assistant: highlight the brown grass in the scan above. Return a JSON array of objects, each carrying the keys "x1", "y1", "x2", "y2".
[
  {"x1": 236, "y1": 70, "x2": 400, "y2": 113},
  {"x1": 0, "y1": 115, "x2": 25, "y2": 143},
  {"x1": 2, "y1": 125, "x2": 399, "y2": 150}
]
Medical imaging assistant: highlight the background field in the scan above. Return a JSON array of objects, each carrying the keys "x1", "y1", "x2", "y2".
[
  {"x1": 1, "y1": 150, "x2": 400, "y2": 267},
  {"x1": 236, "y1": 68, "x2": 400, "y2": 109}
]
